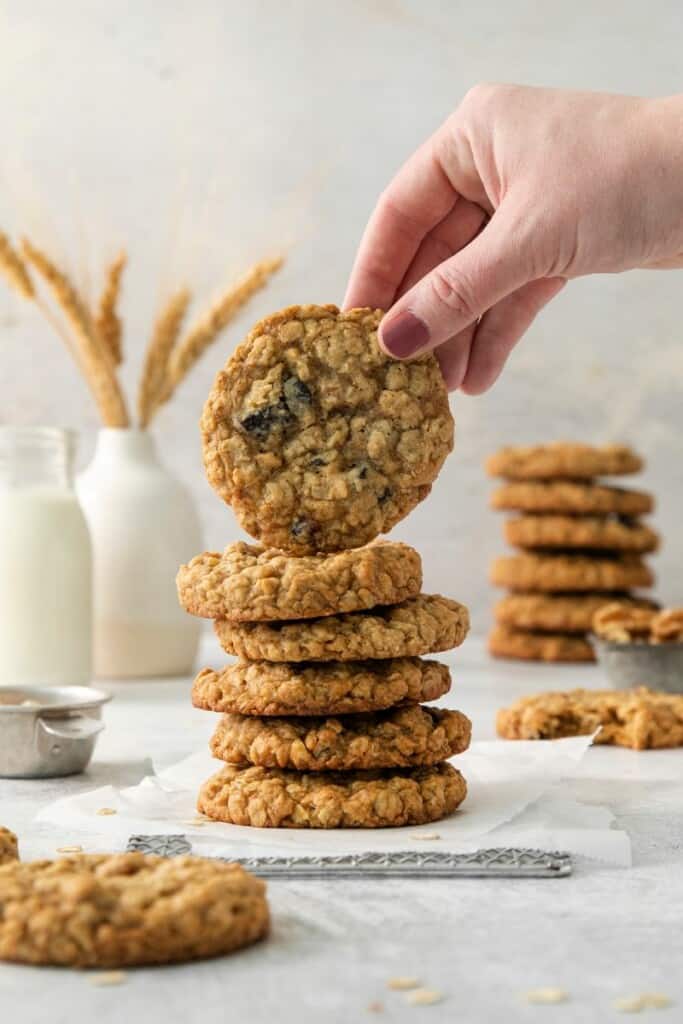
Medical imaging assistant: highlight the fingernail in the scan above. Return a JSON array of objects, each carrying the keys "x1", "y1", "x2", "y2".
[{"x1": 380, "y1": 310, "x2": 430, "y2": 358}]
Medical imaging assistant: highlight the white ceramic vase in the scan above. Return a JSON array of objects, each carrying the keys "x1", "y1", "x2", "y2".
[{"x1": 76, "y1": 428, "x2": 202, "y2": 678}]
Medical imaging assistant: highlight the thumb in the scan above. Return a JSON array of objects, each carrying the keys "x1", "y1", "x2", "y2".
[{"x1": 379, "y1": 204, "x2": 536, "y2": 358}]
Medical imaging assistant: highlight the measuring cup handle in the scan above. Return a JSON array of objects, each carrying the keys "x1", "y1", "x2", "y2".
[{"x1": 38, "y1": 715, "x2": 104, "y2": 741}]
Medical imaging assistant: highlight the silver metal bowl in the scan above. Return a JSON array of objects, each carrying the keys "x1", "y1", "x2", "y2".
[
  {"x1": 589, "y1": 636, "x2": 683, "y2": 693},
  {"x1": 0, "y1": 685, "x2": 111, "y2": 778}
]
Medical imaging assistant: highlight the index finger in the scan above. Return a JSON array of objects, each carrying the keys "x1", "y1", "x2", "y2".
[{"x1": 343, "y1": 134, "x2": 459, "y2": 311}]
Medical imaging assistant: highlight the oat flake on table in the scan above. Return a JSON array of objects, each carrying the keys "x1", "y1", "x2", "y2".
[
  {"x1": 405, "y1": 989, "x2": 444, "y2": 1006},
  {"x1": 614, "y1": 993, "x2": 673, "y2": 1012},
  {"x1": 89, "y1": 971, "x2": 127, "y2": 987},
  {"x1": 524, "y1": 987, "x2": 569, "y2": 1004}
]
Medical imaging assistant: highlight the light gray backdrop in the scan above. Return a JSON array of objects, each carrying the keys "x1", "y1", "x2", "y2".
[{"x1": 1, "y1": 0, "x2": 681, "y2": 631}]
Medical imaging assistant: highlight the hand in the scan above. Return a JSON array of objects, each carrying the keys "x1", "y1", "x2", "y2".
[{"x1": 344, "y1": 85, "x2": 683, "y2": 393}]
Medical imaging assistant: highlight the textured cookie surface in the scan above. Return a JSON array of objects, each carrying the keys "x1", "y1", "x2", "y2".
[
  {"x1": 0, "y1": 828, "x2": 18, "y2": 867},
  {"x1": 486, "y1": 442, "x2": 642, "y2": 480},
  {"x1": 177, "y1": 540, "x2": 421, "y2": 621},
  {"x1": 210, "y1": 704, "x2": 471, "y2": 771},
  {"x1": 201, "y1": 305, "x2": 454, "y2": 553},
  {"x1": 504, "y1": 515, "x2": 659, "y2": 554},
  {"x1": 215, "y1": 593, "x2": 469, "y2": 662},
  {"x1": 497, "y1": 687, "x2": 683, "y2": 749},
  {"x1": 198, "y1": 762, "x2": 467, "y2": 828},
  {"x1": 592, "y1": 604, "x2": 683, "y2": 644},
  {"x1": 490, "y1": 481, "x2": 654, "y2": 516},
  {"x1": 495, "y1": 593, "x2": 658, "y2": 634},
  {"x1": 592, "y1": 602, "x2": 658, "y2": 642},
  {"x1": 488, "y1": 624, "x2": 594, "y2": 662},
  {"x1": 0, "y1": 853, "x2": 268, "y2": 967},
  {"x1": 490, "y1": 553, "x2": 654, "y2": 593},
  {"x1": 651, "y1": 609, "x2": 683, "y2": 644},
  {"x1": 192, "y1": 657, "x2": 451, "y2": 716}
]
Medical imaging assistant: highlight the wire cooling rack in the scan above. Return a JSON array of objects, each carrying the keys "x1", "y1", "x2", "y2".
[{"x1": 126, "y1": 835, "x2": 572, "y2": 878}]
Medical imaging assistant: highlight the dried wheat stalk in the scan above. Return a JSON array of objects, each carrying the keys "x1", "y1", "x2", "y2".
[
  {"x1": 0, "y1": 230, "x2": 34, "y2": 299},
  {"x1": 155, "y1": 256, "x2": 283, "y2": 412},
  {"x1": 95, "y1": 250, "x2": 126, "y2": 364},
  {"x1": 22, "y1": 239, "x2": 130, "y2": 427},
  {"x1": 2, "y1": 230, "x2": 282, "y2": 430},
  {"x1": 137, "y1": 286, "x2": 191, "y2": 427},
  {"x1": 0, "y1": 226, "x2": 82, "y2": 365}
]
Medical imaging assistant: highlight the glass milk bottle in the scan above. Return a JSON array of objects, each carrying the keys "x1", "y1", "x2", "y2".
[{"x1": 0, "y1": 427, "x2": 92, "y2": 685}]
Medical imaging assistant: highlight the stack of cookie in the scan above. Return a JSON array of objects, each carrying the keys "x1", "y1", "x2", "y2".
[
  {"x1": 179, "y1": 542, "x2": 470, "y2": 828},
  {"x1": 486, "y1": 443, "x2": 659, "y2": 662},
  {"x1": 177, "y1": 304, "x2": 472, "y2": 829}
]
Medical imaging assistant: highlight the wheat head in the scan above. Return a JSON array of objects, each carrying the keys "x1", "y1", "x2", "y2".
[
  {"x1": 157, "y1": 256, "x2": 283, "y2": 408},
  {"x1": 137, "y1": 287, "x2": 191, "y2": 427},
  {"x1": 22, "y1": 239, "x2": 130, "y2": 427},
  {"x1": 0, "y1": 230, "x2": 34, "y2": 299},
  {"x1": 95, "y1": 250, "x2": 126, "y2": 365}
]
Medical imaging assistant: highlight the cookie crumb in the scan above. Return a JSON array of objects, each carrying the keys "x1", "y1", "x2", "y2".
[
  {"x1": 367, "y1": 1001, "x2": 384, "y2": 1013},
  {"x1": 525, "y1": 987, "x2": 569, "y2": 1004},
  {"x1": 90, "y1": 971, "x2": 127, "y2": 986},
  {"x1": 388, "y1": 977, "x2": 420, "y2": 990},
  {"x1": 405, "y1": 989, "x2": 443, "y2": 1006},
  {"x1": 409, "y1": 832, "x2": 441, "y2": 840},
  {"x1": 96, "y1": 808, "x2": 117, "y2": 816},
  {"x1": 56, "y1": 845, "x2": 83, "y2": 854}
]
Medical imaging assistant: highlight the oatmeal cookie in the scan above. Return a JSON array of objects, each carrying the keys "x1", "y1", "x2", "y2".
[
  {"x1": 214, "y1": 594, "x2": 469, "y2": 662},
  {"x1": 201, "y1": 305, "x2": 454, "y2": 554},
  {"x1": 504, "y1": 515, "x2": 659, "y2": 554},
  {"x1": 177, "y1": 540, "x2": 421, "y2": 621},
  {"x1": 210, "y1": 704, "x2": 471, "y2": 771},
  {"x1": 651, "y1": 609, "x2": 683, "y2": 644},
  {"x1": 490, "y1": 480, "x2": 654, "y2": 516},
  {"x1": 490, "y1": 553, "x2": 654, "y2": 593},
  {"x1": 192, "y1": 657, "x2": 451, "y2": 716},
  {"x1": 486, "y1": 442, "x2": 642, "y2": 480},
  {"x1": 497, "y1": 687, "x2": 683, "y2": 749},
  {"x1": 0, "y1": 853, "x2": 268, "y2": 967},
  {"x1": 0, "y1": 828, "x2": 18, "y2": 866},
  {"x1": 495, "y1": 593, "x2": 658, "y2": 634},
  {"x1": 197, "y1": 762, "x2": 467, "y2": 828},
  {"x1": 488, "y1": 625, "x2": 594, "y2": 662},
  {"x1": 592, "y1": 602, "x2": 658, "y2": 642}
]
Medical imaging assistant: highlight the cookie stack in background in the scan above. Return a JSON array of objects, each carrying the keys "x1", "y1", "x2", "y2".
[
  {"x1": 486, "y1": 443, "x2": 659, "y2": 662},
  {"x1": 177, "y1": 304, "x2": 472, "y2": 829}
]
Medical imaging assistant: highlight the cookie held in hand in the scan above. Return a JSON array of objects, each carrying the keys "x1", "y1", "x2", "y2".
[{"x1": 201, "y1": 304, "x2": 454, "y2": 553}]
